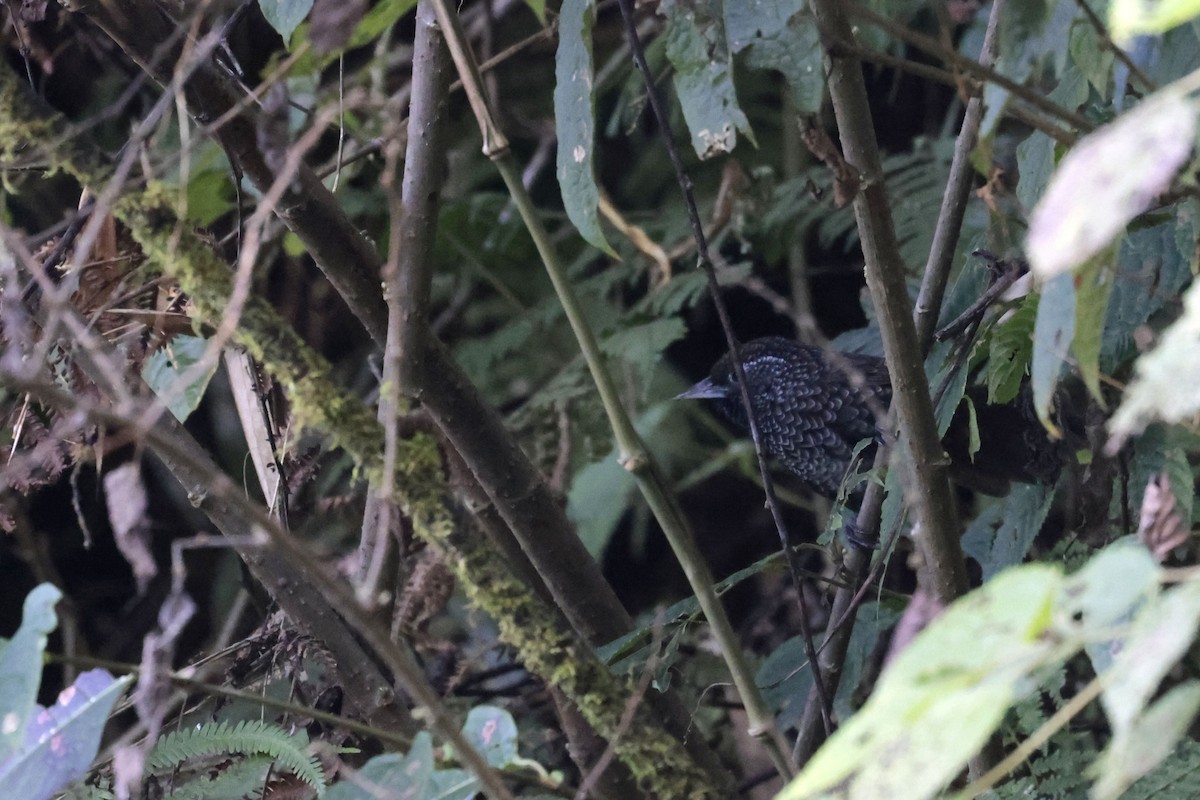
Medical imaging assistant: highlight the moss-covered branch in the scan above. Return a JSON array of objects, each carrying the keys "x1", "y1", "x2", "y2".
[{"x1": 0, "y1": 66, "x2": 723, "y2": 798}]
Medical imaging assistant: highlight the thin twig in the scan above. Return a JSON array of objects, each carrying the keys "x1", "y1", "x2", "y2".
[
  {"x1": 915, "y1": 0, "x2": 1007, "y2": 351},
  {"x1": 1072, "y1": 0, "x2": 1156, "y2": 94},
  {"x1": 845, "y1": 1, "x2": 1094, "y2": 134},
  {"x1": 432, "y1": 0, "x2": 768, "y2": 784},
  {"x1": 614, "y1": 0, "x2": 833, "y2": 750}
]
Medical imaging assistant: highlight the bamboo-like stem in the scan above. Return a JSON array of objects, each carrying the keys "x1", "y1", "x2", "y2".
[
  {"x1": 430, "y1": 0, "x2": 795, "y2": 780},
  {"x1": 807, "y1": 0, "x2": 970, "y2": 602}
]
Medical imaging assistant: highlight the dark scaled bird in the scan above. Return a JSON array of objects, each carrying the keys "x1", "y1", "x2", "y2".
[
  {"x1": 678, "y1": 336, "x2": 1063, "y2": 498},
  {"x1": 678, "y1": 337, "x2": 891, "y2": 497}
]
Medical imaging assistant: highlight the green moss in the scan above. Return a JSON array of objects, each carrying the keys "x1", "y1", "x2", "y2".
[
  {"x1": 2, "y1": 72, "x2": 718, "y2": 798},
  {"x1": 438, "y1": 513, "x2": 720, "y2": 800}
]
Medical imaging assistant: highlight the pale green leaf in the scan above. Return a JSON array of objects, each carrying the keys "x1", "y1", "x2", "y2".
[
  {"x1": 258, "y1": 0, "x2": 314, "y2": 45},
  {"x1": 780, "y1": 566, "x2": 1063, "y2": 800},
  {"x1": 1027, "y1": 89, "x2": 1196, "y2": 276},
  {"x1": 1072, "y1": 245, "x2": 1120, "y2": 402},
  {"x1": 1093, "y1": 682, "x2": 1200, "y2": 800},
  {"x1": 141, "y1": 336, "x2": 219, "y2": 423},
  {"x1": 1109, "y1": 278, "x2": 1200, "y2": 441},
  {"x1": 1111, "y1": 0, "x2": 1200, "y2": 41}
]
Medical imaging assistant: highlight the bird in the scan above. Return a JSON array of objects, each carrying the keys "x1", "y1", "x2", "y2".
[
  {"x1": 677, "y1": 337, "x2": 891, "y2": 497},
  {"x1": 678, "y1": 336, "x2": 1063, "y2": 498}
]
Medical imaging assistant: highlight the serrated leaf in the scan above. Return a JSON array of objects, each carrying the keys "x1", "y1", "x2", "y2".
[
  {"x1": 599, "y1": 317, "x2": 687, "y2": 394},
  {"x1": 1109, "y1": 278, "x2": 1200, "y2": 441},
  {"x1": 1027, "y1": 89, "x2": 1196, "y2": 276},
  {"x1": 960, "y1": 482, "x2": 1057, "y2": 582},
  {"x1": 780, "y1": 566, "x2": 1064, "y2": 800},
  {"x1": 554, "y1": 0, "x2": 615, "y2": 254},
  {"x1": 988, "y1": 294, "x2": 1038, "y2": 405},
  {"x1": 1102, "y1": 214, "x2": 1193, "y2": 371}
]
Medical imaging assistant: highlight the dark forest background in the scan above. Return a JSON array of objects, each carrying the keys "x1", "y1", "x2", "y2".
[{"x1": 2, "y1": 0, "x2": 1200, "y2": 798}]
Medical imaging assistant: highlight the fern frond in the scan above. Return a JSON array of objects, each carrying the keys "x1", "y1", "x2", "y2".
[
  {"x1": 164, "y1": 755, "x2": 272, "y2": 800},
  {"x1": 149, "y1": 720, "x2": 324, "y2": 797}
]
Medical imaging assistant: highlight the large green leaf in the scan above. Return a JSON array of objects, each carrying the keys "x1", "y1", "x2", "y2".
[
  {"x1": 1027, "y1": 88, "x2": 1196, "y2": 276},
  {"x1": 661, "y1": 0, "x2": 753, "y2": 158},
  {"x1": 780, "y1": 566, "x2": 1065, "y2": 800},
  {"x1": 554, "y1": 0, "x2": 615, "y2": 254},
  {"x1": 725, "y1": 0, "x2": 824, "y2": 112}
]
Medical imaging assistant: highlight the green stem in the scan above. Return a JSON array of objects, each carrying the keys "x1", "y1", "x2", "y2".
[{"x1": 432, "y1": 0, "x2": 794, "y2": 779}]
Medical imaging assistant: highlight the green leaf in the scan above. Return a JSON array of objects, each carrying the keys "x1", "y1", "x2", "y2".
[
  {"x1": 725, "y1": 0, "x2": 824, "y2": 113},
  {"x1": 1096, "y1": 681, "x2": 1200, "y2": 800},
  {"x1": 185, "y1": 168, "x2": 235, "y2": 227},
  {"x1": 988, "y1": 293, "x2": 1037, "y2": 405},
  {"x1": 523, "y1": 0, "x2": 546, "y2": 24},
  {"x1": 462, "y1": 706, "x2": 519, "y2": 768},
  {"x1": 1109, "y1": 276, "x2": 1200, "y2": 441},
  {"x1": 1031, "y1": 272, "x2": 1075, "y2": 435},
  {"x1": 661, "y1": 0, "x2": 753, "y2": 158},
  {"x1": 780, "y1": 565, "x2": 1065, "y2": 800},
  {"x1": 141, "y1": 336, "x2": 219, "y2": 422},
  {"x1": 599, "y1": 317, "x2": 687, "y2": 395},
  {"x1": 290, "y1": 0, "x2": 416, "y2": 73},
  {"x1": 1027, "y1": 88, "x2": 1196, "y2": 276},
  {"x1": 960, "y1": 482, "x2": 1057, "y2": 582},
  {"x1": 258, "y1": 0, "x2": 314, "y2": 45},
  {"x1": 554, "y1": 0, "x2": 615, "y2": 255},
  {"x1": 1069, "y1": 21, "x2": 1114, "y2": 93},
  {"x1": 1066, "y1": 539, "x2": 1162, "y2": 630},
  {"x1": 1015, "y1": 131, "x2": 1057, "y2": 219},
  {"x1": 0, "y1": 669, "x2": 131, "y2": 800},
  {"x1": 1072, "y1": 245, "x2": 1120, "y2": 402},
  {"x1": 0, "y1": 585, "x2": 62, "y2": 755},
  {"x1": 1103, "y1": 578, "x2": 1200, "y2": 730},
  {"x1": 1111, "y1": 0, "x2": 1200, "y2": 41},
  {"x1": 1101, "y1": 214, "x2": 1193, "y2": 371}
]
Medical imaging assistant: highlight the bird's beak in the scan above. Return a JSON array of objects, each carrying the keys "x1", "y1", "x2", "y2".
[{"x1": 676, "y1": 377, "x2": 725, "y2": 400}]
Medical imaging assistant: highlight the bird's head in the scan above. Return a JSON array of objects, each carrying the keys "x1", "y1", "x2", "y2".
[{"x1": 675, "y1": 338, "x2": 799, "y2": 428}]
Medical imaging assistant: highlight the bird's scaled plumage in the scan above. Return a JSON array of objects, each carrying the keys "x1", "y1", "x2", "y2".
[{"x1": 678, "y1": 337, "x2": 890, "y2": 496}]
